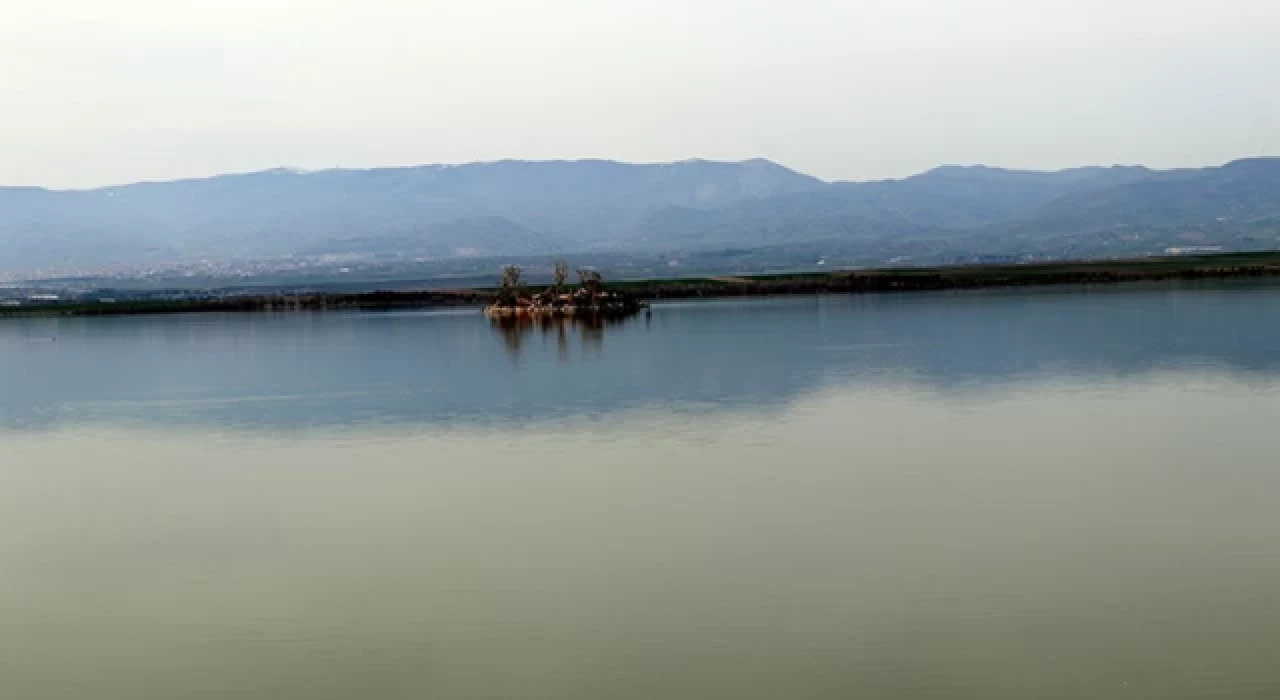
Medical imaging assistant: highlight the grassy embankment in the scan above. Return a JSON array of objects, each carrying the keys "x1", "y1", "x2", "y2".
[
  {"x1": 612, "y1": 251, "x2": 1280, "y2": 299},
  {"x1": 6, "y1": 251, "x2": 1280, "y2": 318}
]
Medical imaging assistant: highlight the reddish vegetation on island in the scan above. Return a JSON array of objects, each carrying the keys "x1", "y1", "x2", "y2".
[{"x1": 483, "y1": 261, "x2": 646, "y2": 319}]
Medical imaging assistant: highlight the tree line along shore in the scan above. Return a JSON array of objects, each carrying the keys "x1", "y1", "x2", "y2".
[{"x1": 6, "y1": 251, "x2": 1280, "y2": 318}]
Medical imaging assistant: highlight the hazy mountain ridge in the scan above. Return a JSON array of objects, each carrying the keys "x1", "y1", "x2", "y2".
[{"x1": 2, "y1": 157, "x2": 1278, "y2": 274}]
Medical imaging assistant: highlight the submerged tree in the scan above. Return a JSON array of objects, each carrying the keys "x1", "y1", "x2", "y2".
[
  {"x1": 577, "y1": 268, "x2": 604, "y2": 295},
  {"x1": 497, "y1": 264, "x2": 523, "y2": 305},
  {"x1": 552, "y1": 260, "x2": 569, "y2": 291},
  {"x1": 501, "y1": 265, "x2": 523, "y2": 289}
]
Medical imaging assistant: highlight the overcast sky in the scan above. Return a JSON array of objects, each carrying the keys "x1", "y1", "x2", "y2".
[{"x1": 3, "y1": 0, "x2": 1278, "y2": 188}]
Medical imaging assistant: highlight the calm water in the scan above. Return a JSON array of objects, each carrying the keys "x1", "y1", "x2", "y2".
[{"x1": 3, "y1": 283, "x2": 1280, "y2": 698}]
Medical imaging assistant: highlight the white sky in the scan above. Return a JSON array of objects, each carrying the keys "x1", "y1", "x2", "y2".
[{"x1": 2, "y1": 0, "x2": 1278, "y2": 188}]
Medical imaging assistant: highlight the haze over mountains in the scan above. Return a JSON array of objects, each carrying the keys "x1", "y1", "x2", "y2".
[{"x1": 2, "y1": 157, "x2": 1279, "y2": 276}]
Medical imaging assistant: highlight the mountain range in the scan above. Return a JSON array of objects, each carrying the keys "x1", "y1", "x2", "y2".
[{"x1": 2, "y1": 157, "x2": 1279, "y2": 275}]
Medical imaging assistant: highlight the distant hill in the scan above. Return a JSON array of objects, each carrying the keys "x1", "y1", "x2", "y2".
[
  {"x1": 2, "y1": 156, "x2": 1279, "y2": 274},
  {"x1": 1001, "y1": 158, "x2": 1280, "y2": 233}
]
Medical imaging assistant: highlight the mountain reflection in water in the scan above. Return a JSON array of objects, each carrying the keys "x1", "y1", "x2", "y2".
[
  {"x1": 2, "y1": 281, "x2": 1280, "y2": 432},
  {"x1": 5, "y1": 283, "x2": 1280, "y2": 698}
]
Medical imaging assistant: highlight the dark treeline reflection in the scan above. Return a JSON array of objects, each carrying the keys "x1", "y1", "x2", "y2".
[
  {"x1": 492, "y1": 313, "x2": 645, "y2": 363},
  {"x1": 3, "y1": 281, "x2": 1280, "y2": 431}
]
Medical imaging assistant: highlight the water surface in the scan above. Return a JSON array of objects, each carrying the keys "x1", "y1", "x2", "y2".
[{"x1": 2, "y1": 283, "x2": 1280, "y2": 698}]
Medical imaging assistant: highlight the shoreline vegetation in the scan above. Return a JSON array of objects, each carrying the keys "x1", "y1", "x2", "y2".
[
  {"x1": 483, "y1": 262, "x2": 646, "y2": 320},
  {"x1": 7, "y1": 251, "x2": 1280, "y2": 318}
]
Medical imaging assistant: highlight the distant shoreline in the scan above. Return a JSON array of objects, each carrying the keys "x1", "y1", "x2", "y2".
[{"x1": 6, "y1": 251, "x2": 1280, "y2": 319}]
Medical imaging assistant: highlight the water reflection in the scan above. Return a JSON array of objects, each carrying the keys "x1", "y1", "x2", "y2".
[
  {"x1": 3, "y1": 282, "x2": 1280, "y2": 432},
  {"x1": 490, "y1": 314, "x2": 637, "y2": 363},
  {"x1": 6, "y1": 381, "x2": 1280, "y2": 699}
]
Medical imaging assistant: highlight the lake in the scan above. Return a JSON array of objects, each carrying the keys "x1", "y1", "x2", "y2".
[{"x1": 3, "y1": 282, "x2": 1280, "y2": 698}]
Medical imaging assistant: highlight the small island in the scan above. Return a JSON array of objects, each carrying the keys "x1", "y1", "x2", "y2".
[{"x1": 483, "y1": 261, "x2": 647, "y2": 320}]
